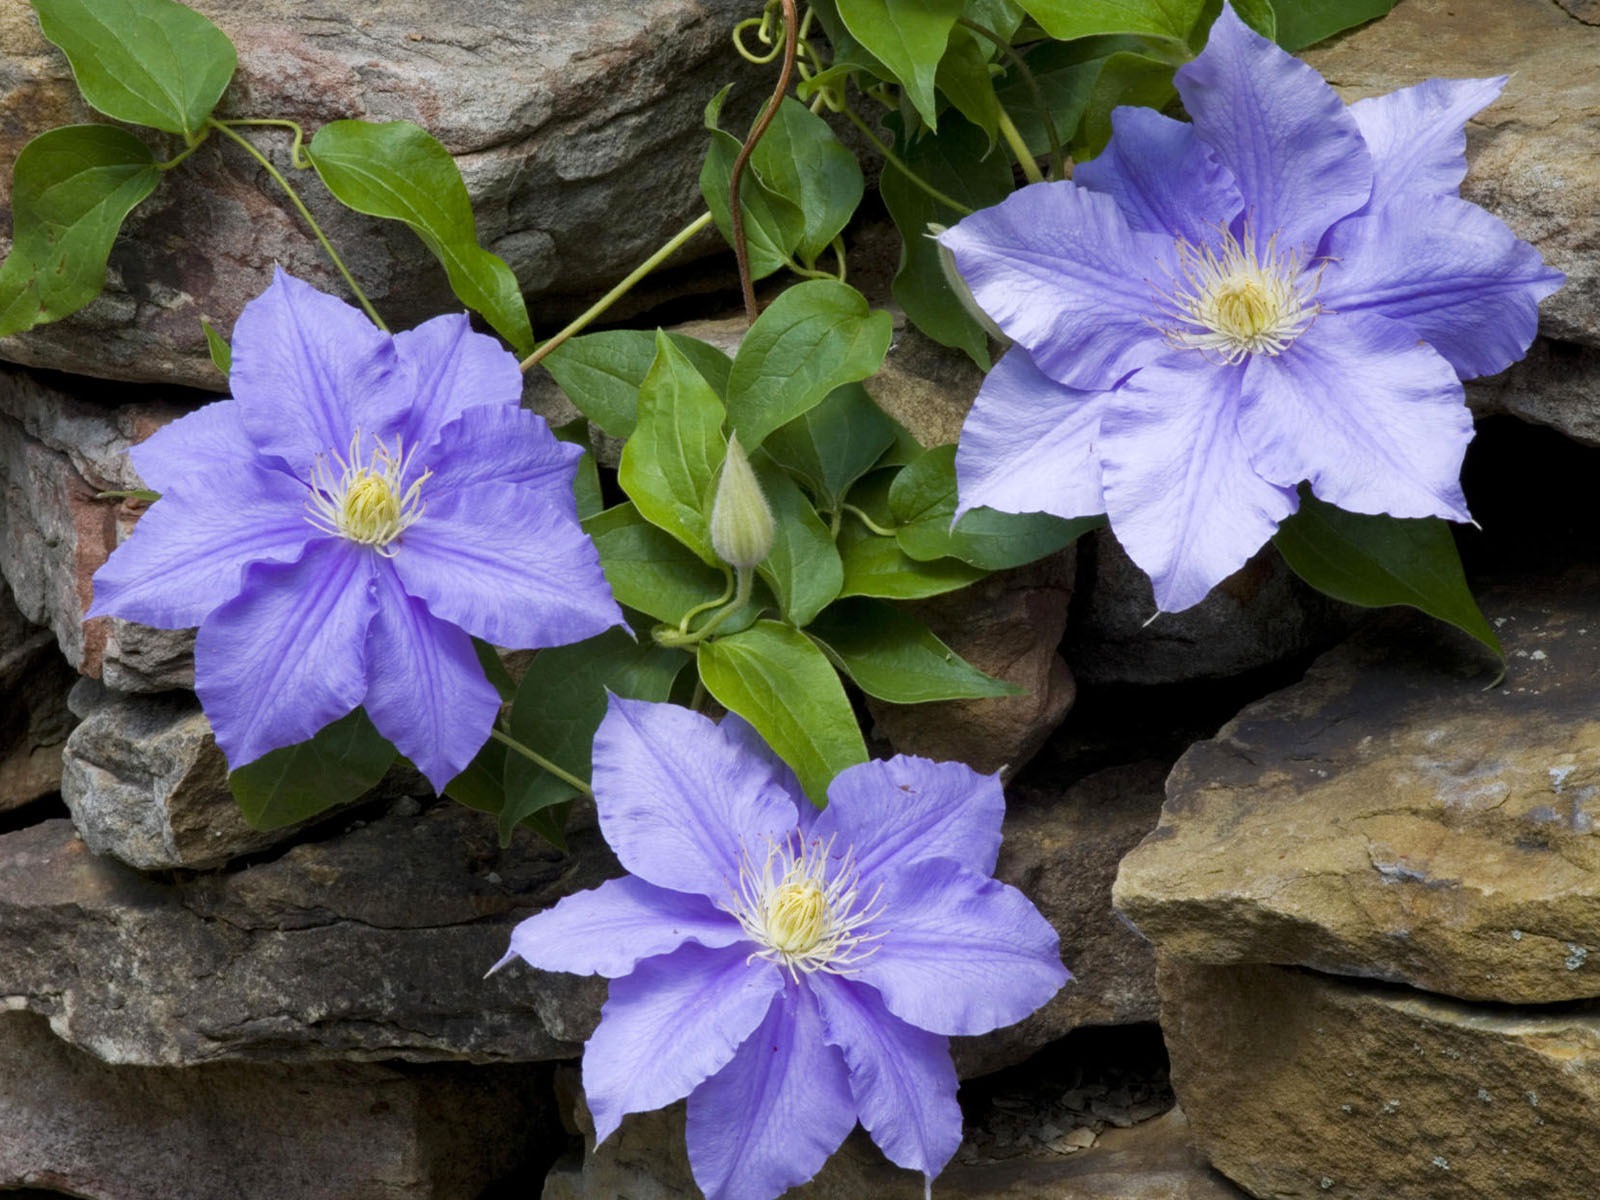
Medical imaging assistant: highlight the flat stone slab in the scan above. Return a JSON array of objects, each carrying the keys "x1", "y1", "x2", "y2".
[
  {"x1": 1161, "y1": 960, "x2": 1600, "y2": 1200},
  {"x1": 1116, "y1": 567, "x2": 1600, "y2": 1005}
]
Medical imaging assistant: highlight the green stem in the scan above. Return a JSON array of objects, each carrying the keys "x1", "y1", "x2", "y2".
[
  {"x1": 520, "y1": 210, "x2": 714, "y2": 372},
  {"x1": 677, "y1": 568, "x2": 736, "y2": 634},
  {"x1": 489, "y1": 728, "x2": 594, "y2": 797},
  {"x1": 997, "y1": 108, "x2": 1045, "y2": 185},
  {"x1": 837, "y1": 104, "x2": 973, "y2": 216},
  {"x1": 656, "y1": 567, "x2": 755, "y2": 647},
  {"x1": 218, "y1": 117, "x2": 310, "y2": 168},
  {"x1": 957, "y1": 17, "x2": 1065, "y2": 182},
  {"x1": 156, "y1": 134, "x2": 207, "y2": 172},
  {"x1": 206, "y1": 118, "x2": 387, "y2": 330},
  {"x1": 842, "y1": 504, "x2": 897, "y2": 538}
]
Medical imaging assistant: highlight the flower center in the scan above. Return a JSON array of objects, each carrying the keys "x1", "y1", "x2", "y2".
[
  {"x1": 305, "y1": 432, "x2": 431, "y2": 556},
  {"x1": 730, "y1": 833, "x2": 886, "y2": 977},
  {"x1": 1161, "y1": 224, "x2": 1321, "y2": 364}
]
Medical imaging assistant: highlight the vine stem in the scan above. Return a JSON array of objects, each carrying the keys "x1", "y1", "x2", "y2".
[
  {"x1": 729, "y1": 0, "x2": 799, "y2": 324},
  {"x1": 489, "y1": 728, "x2": 594, "y2": 797},
  {"x1": 957, "y1": 17, "x2": 1065, "y2": 182},
  {"x1": 520, "y1": 210, "x2": 714, "y2": 372},
  {"x1": 207, "y1": 117, "x2": 388, "y2": 330},
  {"x1": 997, "y1": 109, "x2": 1045, "y2": 185},
  {"x1": 837, "y1": 105, "x2": 974, "y2": 216}
]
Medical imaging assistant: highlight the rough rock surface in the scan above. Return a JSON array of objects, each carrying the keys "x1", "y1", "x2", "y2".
[
  {"x1": 0, "y1": 802, "x2": 612, "y2": 1066},
  {"x1": 0, "y1": 0, "x2": 764, "y2": 388},
  {"x1": 1116, "y1": 567, "x2": 1600, "y2": 1005},
  {"x1": 861, "y1": 320, "x2": 984, "y2": 448},
  {"x1": 1306, "y1": 0, "x2": 1599, "y2": 350},
  {"x1": 0, "y1": 582, "x2": 74, "y2": 810},
  {"x1": 1160, "y1": 960, "x2": 1600, "y2": 1200},
  {"x1": 0, "y1": 1009, "x2": 551, "y2": 1200},
  {"x1": 1068, "y1": 532, "x2": 1359, "y2": 686},
  {"x1": 1467, "y1": 339, "x2": 1600, "y2": 449}
]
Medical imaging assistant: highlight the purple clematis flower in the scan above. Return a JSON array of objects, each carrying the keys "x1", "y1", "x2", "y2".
[
  {"x1": 940, "y1": 4, "x2": 1563, "y2": 612},
  {"x1": 502, "y1": 697, "x2": 1068, "y2": 1200},
  {"x1": 89, "y1": 269, "x2": 623, "y2": 791}
]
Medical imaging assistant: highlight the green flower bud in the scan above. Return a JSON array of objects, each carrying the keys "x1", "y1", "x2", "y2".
[{"x1": 710, "y1": 433, "x2": 775, "y2": 570}]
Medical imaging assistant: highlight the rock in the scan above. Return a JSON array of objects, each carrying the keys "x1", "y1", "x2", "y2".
[
  {"x1": 953, "y1": 761, "x2": 1165, "y2": 1078},
  {"x1": 865, "y1": 552, "x2": 1076, "y2": 776},
  {"x1": 1160, "y1": 960, "x2": 1600, "y2": 1200},
  {"x1": 0, "y1": 582, "x2": 74, "y2": 810},
  {"x1": 1068, "y1": 531, "x2": 1359, "y2": 686},
  {"x1": 0, "y1": 1009, "x2": 552, "y2": 1200},
  {"x1": 1115, "y1": 566, "x2": 1600, "y2": 1005},
  {"x1": 1467, "y1": 338, "x2": 1600, "y2": 449},
  {"x1": 1304, "y1": 0, "x2": 1600, "y2": 350},
  {"x1": 0, "y1": 803, "x2": 614, "y2": 1066},
  {"x1": 861, "y1": 319, "x2": 985, "y2": 448},
  {"x1": 0, "y1": 0, "x2": 764, "y2": 389}
]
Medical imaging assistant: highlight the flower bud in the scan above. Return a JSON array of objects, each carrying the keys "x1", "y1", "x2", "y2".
[{"x1": 710, "y1": 433, "x2": 775, "y2": 570}]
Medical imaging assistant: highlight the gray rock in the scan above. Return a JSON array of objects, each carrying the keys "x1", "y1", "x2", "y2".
[
  {"x1": 1, "y1": 0, "x2": 765, "y2": 388},
  {"x1": 1467, "y1": 338, "x2": 1600, "y2": 449},
  {"x1": 0, "y1": 1008, "x2": 553, "y2": 1200},
  {"x1": 0, "y1": 581, "x2": 74, "y2": 810},
  {"x1": 0, "y1": 803, "x2": 612, "y2": 1066}
]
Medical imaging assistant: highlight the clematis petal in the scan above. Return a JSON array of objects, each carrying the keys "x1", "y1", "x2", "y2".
[
  {"x1": 1240, "y1": 312, "x2": 1474, "y2": 523},
  {"x1": 1319, "y1": 196, "x2": 1564, "y2": 380},
  {"x1": 719, "y1": 712, "x2": 813, "y2": 832},
  {"x1": 938, "y1": 182, "x2": 1174, "y2": 391},
  {"x1": 584, "y1": 943, "x2": 783, "y2": 1144},
  {"x1": 501, "y1": 875, "x2": 746, "y2": 979},
  {"x1": 814, "y1": 756, "x2": 1004, "y2": 883},
  {"x1": 87, "y1": 466, "x2": 313, "y2": 628},
  {"x1": 1099, "y1": 354, "x2": 1299, "y2": 613},
  {"x1": 587, "y1": 697, "x2": 800, "y2": 898},
  {"x1": 424, "y1": 403, "x2": 585, "y2": 513},
  {"x1": 686, "y1": 979, "x2": 856, "y2": 1200},
  {"x1": 1349, "y1": 76, "x2": 1505, "y2": 209},
  {"x1": 1074, "y1": 105, "x2": 1243, "y2": 244},
  {"x1": 229, "y1": 268, "x2": 405, "y2": 477},
  {"x1": 392, "y1": 483, "x2": 623, "y2": 649},
  {"x1": 390, "y1": 313, "x2": 526, "y2": 454},
  {"x1": 854, "y1": 857, "x2": 1068, "y2": 1037},
  {"x1": 953, "y1": 347, "x2": 1106, "y2": 522},
  {"x1": 1176, "y1": 5, "x2": 1371, "y2": 251},
  {"x1": 811, "y1": 973, "x2": 961, "y2": 1179},
  {"x1": 194, "y1": 539, "x2": 377, "y2": 771},
  {"x1": 127, "y1": 399, "x2": 263, "y2": 493},
  {"x1": 362, "y1": 561, "x2": 502, "y2": 793}
]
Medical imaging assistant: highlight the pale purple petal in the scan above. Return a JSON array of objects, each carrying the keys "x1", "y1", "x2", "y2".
[
  {"x1": 584, "y1": 943, "x2": 783, "y2": 1144},
  {"x1": 502, "y1": 875, "x2": 745, "y2": 979},
  {"x1": 87, "y1": 468, "x2": 313, "y2": 628},
  {"x1": 953, "y1": 347, "x2": 1106, "y2": 522},
  {"x1": 1074, "y1": 105, "x2": 1243, "y2": 244},
  {"x1": 938, "y1": 182, "x2": 1175, "y2": 391},
  {"x1": 424, "y1": 404, "x2": 584, "y2": 513},
  {"x1": 229, "y1": 268, "x2": 405, "y2": 476},
  {"x1": 1176, "y1": 5, "x2": 1371, "y2": 250},
  {"x1": 1319, "y1": 196, "x2": 1564, "y2": 380},
  {"x1": 391, "y1": 483, "x2": 623, "y2": 648},
  {"x1": 813, "y1": 756, "x2": 1004, "y2": 883},
  {"x1": 811, "y1": 973, "x2": 961, "y2": 1179},
  {"x1": 1240, "y1": 313, "x2": 1473, "y2": 522},
  {"x1": 194, "y1": 539, "x2": 377, "y2": 771},
  {"x1": 589, "y1": 697, "x2": 801, "y2": 898},
  {"x1": 390, "y1": 313, "x2": 525, "y2": 455},
  {"x1": 362, "y1": 560, "x2": 502, "y2": 793},
  {"x1": 855, "y1": 858, "x2": 1068, "y2": 1037},
  {"x1": 719, "y1": 712, "x2": 813, "y2": 832},
  {"x1": 127, "y1": 400, "x2": 264, "y2": 493},
  {"x1": 686, "y1": 980, "x2": 856, "y2": 1200},
  {"x1": 1350, "y1": 76, "x2": 1505, "y2": 209},
  {"x1": 1099, "y1": 355, "x2": 1298, "y2": 612}
]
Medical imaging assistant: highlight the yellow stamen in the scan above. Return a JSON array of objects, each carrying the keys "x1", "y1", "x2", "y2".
[
  {"x1": 305, "y1": 432, "x2": 431, "y2": 555},
  {"x1": 1159, "y1": 223, "x2": 1322, "y2": 364},
  {"x1": 729, "y1": 833, "x2": 886, "y2": 978}
]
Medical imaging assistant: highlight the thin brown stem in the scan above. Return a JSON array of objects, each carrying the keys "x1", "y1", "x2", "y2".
[{"x1": 730, "y1": 0, "x2": 799, "y2": 325}]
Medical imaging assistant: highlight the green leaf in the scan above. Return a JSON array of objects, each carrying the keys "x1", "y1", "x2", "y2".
[
  {"x1": 501, "y1": 629, "x2": 688, "y2": 840},
  {"x1": 1018, "y1": 0, "x2": 1205, "y2": 42},
  {"x1": 837, "y1": 514, "x2": 986, "y2": 599},
  {"x1": 0, "y1": 125, "x2": 161, "y2": 338},
  {"x1": 836, "y1": 0, "x2": 965, "y2": 128},
  {"x1": 1272, "y1": 491, "x2": 1501, "y2": 659},
  {"x1": 540, "y1": 330, "x2": 732, "y2": 441},
  {"x1": 1071, "y1": 50, "x2": 1178, "y2": 160},
  {"x1": 1269, "y1": 0, "x2": 1396, "y2": 50},
  {"x1": 699, "y1": 620, "x2": 867, "y2": 805},
  {"x1": 228, "y1": 708, "x2": 395, "y2": 831},
  {"x1": 552, "y1": 419, "x2": 604, "y2": 521},
  {"x1": 307, "y1": 120, "x2": 533, "y2": 355},
  {"x1": 584, "y1": 502, "x2": 732, "y2": 625},
  {"x1": 32, "y1": 0, "x2": 235, "y2": 137},
  {"x1": 752, "y1": 457, "x2": 844, "y2": 628},
  {"x1": 764, "y1": 382, "x2": 896, "y2": 513},
  {"x1": 700, "y1": 86, "x2": 807, "y2": 282},
  {"x1": 618, "y1": 332, "x2": 728, "y2": 564},
  {"x1": 471, "y1": 638, "x2": 519, "y2": 702},
  {"x1": 810, "y1": 597, "x2": 1018, "y2": 703},
  {"x1": 1228, "y1": 0, "x2": 1278, "y2": 39},
  {"x1": 200, "y1": 316, "x2": 230, "y2": 376},
  {"x1": 725, "y1": 280, "x2": 893, "y2": 449},
  {"x1": 444, "y1": 737, "x2": 508, "y2": 815},
  {"x1": 935, "y1": 26, "x2": 1001, "y2": 144},
  {"x1": 879, "y1": 111, "x2": 1013, "y2": 368},
  {"x1": 751, "y1": 97, "x2": 864, "y2": 266},
  {"x1": 889, "y1": 444, "x2": 1099, "y2": 569}
]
